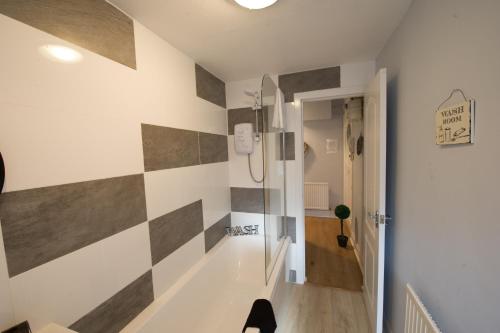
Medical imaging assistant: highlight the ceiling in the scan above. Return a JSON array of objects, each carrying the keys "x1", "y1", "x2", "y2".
[{"x1": 110, "y1": 0, "x2": 412, "y2": 81}]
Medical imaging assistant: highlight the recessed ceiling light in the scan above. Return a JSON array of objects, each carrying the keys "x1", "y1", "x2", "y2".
[
  {"x1": 234, "y1": 0, "x2": 278, "y2": 10},
  {"x1": 39, "y1": 44, "x2": 83, "y2": 63}
]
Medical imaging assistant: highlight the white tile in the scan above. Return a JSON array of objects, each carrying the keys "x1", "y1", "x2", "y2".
[
  {"x1": 262, "y1": 132, "x2": 286, "y2": 193},
  {"x1": 0, "y1": 16, "x2": 141, "y2": 192},
  {"x1": 136, "y1": 23, "x2": 227, "y2": 136},
  {"x1": 225, "y1": 76, "x2": 278, "y2": 110},
  {"x1": 9, "y1": 223, "x2": 152, "y2": 331},
  {"x1": 285, "y1": 160, "x2": 300, "y2": 218},
  {"x1": 198, "y1": 163, "x2": 231, "y2": 229},
  {"x1": 226, "y1": 77, "x2": 261, "y2": 110},
  {"x1": 284, "y1": 102, "x2": 302, "y2": 218},
  {"x1": 144, "y1": 163, "x2": 230, "y2": 229},
  {"x1": 285, "y1": 102, "x2": 298, "y2": 132},
  {"x1": 152, "y1": 233, "x2": 205, "y2": 298}
]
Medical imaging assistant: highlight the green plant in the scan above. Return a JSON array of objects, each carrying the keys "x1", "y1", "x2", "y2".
[{"x1": 334, "y1": 204, "x2": 351, "y2": 236}]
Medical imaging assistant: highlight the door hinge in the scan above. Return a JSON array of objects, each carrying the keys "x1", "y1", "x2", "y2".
[
  {"x1": 380, "y1": 214, "x2": 391, "y2": 225},
  {"x1": 368, "y1": 211, "x2": 391, "y2": 227}
]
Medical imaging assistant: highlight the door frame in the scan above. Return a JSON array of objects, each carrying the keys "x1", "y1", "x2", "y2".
[{"x1": 292, "y1": 85, "x2": 367, "y2": 285}]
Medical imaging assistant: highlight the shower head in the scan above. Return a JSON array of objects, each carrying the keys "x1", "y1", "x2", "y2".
[{"x1": 244, "y1": 89, "x2": 261, "y2": 111}]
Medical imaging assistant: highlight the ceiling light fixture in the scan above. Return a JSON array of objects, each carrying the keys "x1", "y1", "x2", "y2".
[
  {"x1": 39, "y1": 44, "x2": 83, "y2": 63},
  {"x1": 234, "y1": 0, "x2": 278, "y2": 10}
]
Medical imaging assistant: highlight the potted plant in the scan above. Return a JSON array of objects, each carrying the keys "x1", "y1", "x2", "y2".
[{"x1": 334, "y1": 204, "x2": 351, "y2": 248}]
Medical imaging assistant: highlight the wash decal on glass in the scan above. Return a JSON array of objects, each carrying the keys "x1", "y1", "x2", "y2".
[{"x1": 226, "y1": 225, "x2": 260, "y2": 236}]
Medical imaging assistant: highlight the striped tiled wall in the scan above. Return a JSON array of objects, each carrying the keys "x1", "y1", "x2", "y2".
[{"x1": 0, "y1": 4, "x2": 230, "y2": 332}]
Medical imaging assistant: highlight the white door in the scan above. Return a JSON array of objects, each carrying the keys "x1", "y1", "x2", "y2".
[{"x1": 363, "y1": 68, "x2": 387, "y2": 333}]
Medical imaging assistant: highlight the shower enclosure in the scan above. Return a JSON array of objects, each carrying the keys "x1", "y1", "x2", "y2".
[{"x1": 260, "y1": 75, "x2": 287, "y2": 283}]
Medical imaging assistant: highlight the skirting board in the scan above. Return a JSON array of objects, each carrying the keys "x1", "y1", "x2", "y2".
[
  {"x1": 352, "y1": 241, "x2": 363, "y2": 275},
  {"x1": 347, "y1": 221, "x2": 364, "y2": 275}
]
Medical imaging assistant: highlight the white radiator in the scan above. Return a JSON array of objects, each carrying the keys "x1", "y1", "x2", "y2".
[
  {"x1": 404, "y1": 284, "x2": 441, "y2": 333},
  {"x1": 304, "y1": 182, "x2": 329, "y2": 210}
]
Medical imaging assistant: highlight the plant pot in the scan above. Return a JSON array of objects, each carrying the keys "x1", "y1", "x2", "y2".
[{"x1": 337, "y1": 235, "x2": 348, "y2": 248}]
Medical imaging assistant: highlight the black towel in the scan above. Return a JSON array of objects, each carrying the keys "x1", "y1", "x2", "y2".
[
  {"x1": 2, "y1": 321, "x2": 31, "y2": 333},
  {"x1": 242, "y1": 299, "x2": 277, "y2": 333},
  {"x1": 0, "y1": 152, "x2": 4, "y2": 193}
]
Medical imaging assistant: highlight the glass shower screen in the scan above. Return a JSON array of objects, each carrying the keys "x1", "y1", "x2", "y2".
[{"x1": 260, "y1": 75, "x2": 287, "y2": 283}]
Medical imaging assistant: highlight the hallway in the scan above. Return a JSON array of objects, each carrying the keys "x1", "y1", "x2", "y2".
[
  {"x1": 273, "y1": 216, "x2": 369, "y2": 332},
  {"x1": 306, "y1": 216, "x2": 363, "y2": 291}
]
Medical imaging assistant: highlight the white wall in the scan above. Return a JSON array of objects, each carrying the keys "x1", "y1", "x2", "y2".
[
  {"x1": 303, "y1": 101, "x2": 344, "y2": 209},
  {"x1": 0, "y1": 13, "x2": 229, "y2": 331},
  {"x1": 377, "y1": 1, "x2": 500, "y2": 332},
  {"x1": 303, "y1": 100, "x2": 332, "y2": 121}
]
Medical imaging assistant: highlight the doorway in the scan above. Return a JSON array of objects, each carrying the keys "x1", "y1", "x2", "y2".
[
  {"x1": 283, "y1": 70, "x2": 387, "y2": 333},
  {"x1": 270, "y1": 95, "x2": 371, "y2": 332},
  {"x1": 303, "y1": 96, "x2": 365, "y2": 290}
]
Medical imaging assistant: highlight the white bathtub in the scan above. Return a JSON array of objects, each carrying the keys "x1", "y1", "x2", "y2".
[{"x1": 121, "y1": 235, "x2": 290, "y2": 333}]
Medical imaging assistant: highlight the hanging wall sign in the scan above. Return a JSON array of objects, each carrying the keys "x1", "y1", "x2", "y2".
[{"x1": 435, "y1": 90, "x2": 475, "y2": 145}]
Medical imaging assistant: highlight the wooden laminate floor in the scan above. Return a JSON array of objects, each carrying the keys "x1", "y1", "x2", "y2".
[
  {"x1": 276, "y1": 283, "x2": 370, "y2": 333},
  {"x1": 274, "y1": 216, "x2": 368, "y2": 332},
  {"x1": 306, "y1": 216, "x2": 363, "y2": 291}
]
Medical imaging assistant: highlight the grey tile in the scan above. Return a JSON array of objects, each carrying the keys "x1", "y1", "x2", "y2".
[
  {"x1": 285, "y1": 132, "x2": 295, "y2": 160},
  {"x1": 149, "y1": 200, "x2": 204, "y2": 265},
  {"x1": 69, "y1": 270, "x2": 154, "y2": 333},
  {"x1": 0, "y1": 174, "x2": 147, "y2": 277},
  {"x1": 227, "y1": 107, "x2": 267, "y2": 135},
  {"x1": 287, "y1": 216, "x2": 296, "y2": 243},
  {"x1": 279, "y1": 67, "x2": 341, "y2": 103},
  {"x1": 204, "y1": 213, "x2": 231, "y2": 253},
  {"x1": 263, "y1": 188, "x2": 283, "y2": 216},
  {"x1": 230, "y1": 187, "x2": 264, "y2": 214},
  {"x1": 277, "y1": 216, "x2": 285, "y2": 241},
  {"x1": 277, "y1": 215, "x2": 295, "y2": 241},
  {"x1": 0, "y1": 0, "x2": 136, "y2": 69},
  {"x1": 195, "y1": 64, "x2": 226, "y2": 108},
  {"x1": 199, "y1": 132, "x2": 228, "y2": 164},
  {"x1": 289, "y1": 269, "x2": 297, "y2": 283},
  {"x1": 141, "y1": 123, "x2": 199, "y2": 172},
  {"x1": 279, "y1": 132, "x2": 295, "y2": 160}
]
